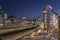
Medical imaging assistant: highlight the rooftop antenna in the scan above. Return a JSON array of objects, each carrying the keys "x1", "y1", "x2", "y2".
[{"x1": 43, "y1": 0, "x2": 48, "y2": 11}]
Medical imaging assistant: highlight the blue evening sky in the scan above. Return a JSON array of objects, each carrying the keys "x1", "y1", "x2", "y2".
[{"x1": 0, "y1": 0, "x2": 60, "y2": 18}]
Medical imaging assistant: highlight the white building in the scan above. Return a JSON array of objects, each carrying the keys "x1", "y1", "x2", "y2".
[
  {"x1": 4, "y1": 13, "x2": 7, "y2": 19},
  {"x1": 44, "y1": 4, "x2": 58, "y2": 29},
  {"x1": 47, "y1": 12, "x2": 58, "y2": 29}
]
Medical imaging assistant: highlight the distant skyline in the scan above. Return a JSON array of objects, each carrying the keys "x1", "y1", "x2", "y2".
[{"x1": 0, "y1": 0, "x2": 60, "y2": 18}]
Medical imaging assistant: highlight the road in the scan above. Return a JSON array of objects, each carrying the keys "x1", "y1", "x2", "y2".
[
  {"x1": 0, "y1": 25, "x2": 39, "y2": 40},
  {"x1": 0, "y1": 23, "x2": 58, "y2": 40},
  {"x1": 0, "y1": 25, "x2": 38, "y2": 34},
  {"x1": 16, "y1": 24, "x2": 58, "y2": 40}
]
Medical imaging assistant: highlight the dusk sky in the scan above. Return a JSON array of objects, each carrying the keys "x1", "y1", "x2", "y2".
[{"x1": 0, "y1": 0, "x2": 60, "y2": 18}]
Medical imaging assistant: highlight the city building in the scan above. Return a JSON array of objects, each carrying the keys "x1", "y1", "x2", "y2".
[
  {"x1": 0, "y1": 12, "x2": 4, "y2": 26},
  {"x1": 36, "y1": 16, "x2": 41, "y2": 25},
  {"x1": 0, "y1": 6, "x2": 8, "y2": 26},
  {"x1": 47, "y1": 12, "x2": 58, "y2": 29},
  {"x1": 4, "y1": 13, "x2": 8, "y2": 24},
  {"x1": 43, "y1": 4, "x2": 52, "y2": 29},
  {"x1": 4, "y1": 13, "x2": 7, "y2": 20},
  {"x1": 43, "y1": 4, "x2": 58, "y2": 30},
  {"x1": 26, "y1": 19, "x2": 34, "y2": 24},
  {"x1": 0, "y1": 6, "x2": 4, "y2": 26},
  {"x1": 43, "y1": 4, "x2": 58, "y2": 39},
  {"x1": 58, "y1": 16, "x2": 60, "y2": 40},
  {"x1": 22, "y1": 17, "x2": 27, "y2": 25}
]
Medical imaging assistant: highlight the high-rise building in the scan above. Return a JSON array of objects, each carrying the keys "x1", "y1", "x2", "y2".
[
  {"x1": 0, "y1": 6, "x2": 7, "y2": 26},
  {"x1": 47, "y1": 12, "x2": 58, "y2": 29},
  {"x1": 43, "y1": 4, "x2": 48, "y2": 30},
  {"x1": 0, "y1": 6, "x2": 4, "y2": 26},
  {"x1": 43, "y1": 4, "x2": 58, "y2": 30},
  {"x1": 43, "y1": 4, "x2": 58, "y2": 39}
]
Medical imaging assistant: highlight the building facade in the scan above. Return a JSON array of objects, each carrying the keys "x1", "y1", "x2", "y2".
[
  {"x1": 43, "y1": 4, "x2": 58, "y2": 30},
  {"x1": 47, "y1": 12, "x2": 58, "y2": 29},
  {"x1": 0, "y1": 10, "x2": 4, "y2": 26},
  {"x1": 58, "y1": 16, "x2": 60, "y2": 40}
]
